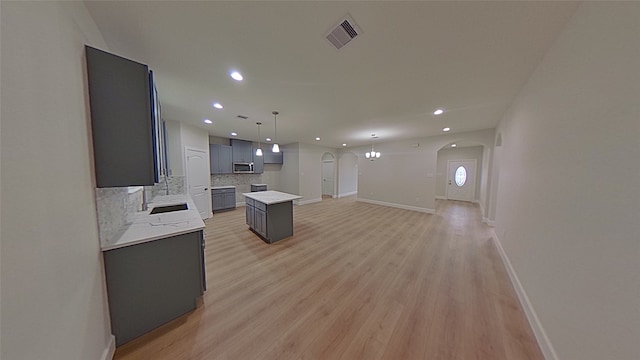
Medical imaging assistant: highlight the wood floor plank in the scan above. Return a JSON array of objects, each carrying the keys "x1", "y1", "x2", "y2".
[{"x1": 113, "y1": 197, "x2": 543, "y2": 360}]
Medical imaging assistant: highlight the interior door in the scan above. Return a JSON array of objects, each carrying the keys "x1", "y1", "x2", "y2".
[
  {"x1": 322, "y1": 160, "x2": 334, "y2": 197},
  {"x1": 446, "y1": 159, "x2": 477, "y2": 202},
  {"x1": 186, "y1": 147, "x2": 211, "y2": 219}
]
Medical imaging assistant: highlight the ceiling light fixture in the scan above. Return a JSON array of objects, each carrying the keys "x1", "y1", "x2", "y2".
[
  {"x1": 442, "y1": 127, "x2": 451, "y2": 132},
  {"x1": 365, "y1": 134, "x2": 381, "y2": 161},
  {"x1": 433, "y1": 108, "x2": 444, "y2": 115},
  {"x1": 204, "y1": 119, "x2": 212, "y2": 124},
  {"x1": 231, "y1": 132, "x2": 237, "y2": 136},
  {"x1": 213, "y1": 102, "x2": 223, "y2": 109},
  {"x1": 255, "y1": 122, "x2": 263, "y2": 157},
  {"x1": 271, "y1": 111, "x2": 280, "y2": 153},
  {"x1": 266, "y1": 137, "x2": 272, "y2": 142},
  {"x1": 230, "y1": 71, "x2": 243, "y2": 81},
  {"x1": 451, "y1": 143, "x2": 457, "y2": 147},
  {"x1": 342, "y1": 143, "x2": 347, "y2": 147},
  {"x1": 315, "y1": 137, "x2": 321, "y2": 141}
]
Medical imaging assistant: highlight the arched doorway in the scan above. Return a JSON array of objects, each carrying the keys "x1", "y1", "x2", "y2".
[{"x1": 321, "y1": 152, "x2": 335, "y2": 199}]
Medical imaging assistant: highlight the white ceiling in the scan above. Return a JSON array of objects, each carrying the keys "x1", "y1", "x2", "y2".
[{"x1": 84, "y1": 1, "x2": 578, "y2": 148}]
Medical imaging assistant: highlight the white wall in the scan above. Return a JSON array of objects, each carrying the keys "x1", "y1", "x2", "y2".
[
  {"x1": 493, "y1": 2, "x2": 640, "y2": 359},
  {"x1": 298, "y1": 143, "x2": 337, "y2": 204},
  {"x1": 436, "y1": 146, "x2": 484, "y2": 200},
  {"x1": 279, "y1": 143, "x2": 300, "y2": 196},
  {"x1": 338, "y1": 151, "x2": 358, "y2": 197},
  {"x1": 1, "y1": 2, "x2": 114, "y2": 359},
  {"x1": 355, "y1": 129, "x2": 494, "y2": 212}
]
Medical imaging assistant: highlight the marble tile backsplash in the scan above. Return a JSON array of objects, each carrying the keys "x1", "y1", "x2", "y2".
[
  {"x1": 95, "y1": 187, "x2": 129, "y2": 245},
  {"x1": 95, "y1": 175, "x2": 187, "y2": 245}
]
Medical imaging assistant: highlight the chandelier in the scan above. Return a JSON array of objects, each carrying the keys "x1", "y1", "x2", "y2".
[{"x1": 365, "y1": 134, "x2": 381, "y2": 160}]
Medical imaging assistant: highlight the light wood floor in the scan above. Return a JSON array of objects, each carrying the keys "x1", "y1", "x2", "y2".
[{"x1": 114, "y1": 197, "x2": 543, "y2": 360}]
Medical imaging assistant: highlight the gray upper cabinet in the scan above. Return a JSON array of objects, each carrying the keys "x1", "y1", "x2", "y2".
[
  {"x1": 253, "y1": 147, "x2": 264, "y2": 174},
  {"x1": 86, "y1": 46, "x2": 156, "y2": 187},
  {"x1": 210, "y1": 144, "x2": 232, "y2": 174},
  {"x1": 263, "y1": 150, "x2": 283, "y2": 164},
  {"x1": 231, "y1": 139, "x2": 253, "y2": 163}
]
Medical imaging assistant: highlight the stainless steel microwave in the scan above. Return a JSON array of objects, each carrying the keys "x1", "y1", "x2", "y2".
[{"x1": 233, "y1": 162, "x2": 254, "y2": 173}]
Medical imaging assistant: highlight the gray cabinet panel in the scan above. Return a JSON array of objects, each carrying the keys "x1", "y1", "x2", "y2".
[
  {"x1": 212, "y1": 188, "x2": 236, "y2": 212},
  {"x1": 86, "y1": 46, "x2": 155, "y2": 187},
  {"x1": 219, "y1": 145, "x2": 232, "y2": 173},
  {"x1": 263, "y1": 151, "x2": 283, "y2": 164},
  {"x1": 103, "y1": 231, "x2": 204, "y2": 346},
  {"x1": 231, "y1": 139, "x2": 253, "y2": 163},
  {"x1": 253, "y1": 149, "x2": 264, "y2": 173},
  {"x1": 210, "y1": 144, "x2": 232, "y2": 174}
]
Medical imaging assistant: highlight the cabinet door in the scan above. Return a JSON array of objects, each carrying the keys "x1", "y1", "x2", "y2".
[
  {"x1": 86, "y1": 46, "x2": 155, "y2": 187},
  {"x1": 219, "y1": 145, "x2": 232, "y2": 174},
  {"x1": 209, "y1": 144, "x2": 220, "y2": 174},
  {"x1": 212, "y1": 192, "x2": 225, "y2": 211},
  {"x1": 231, "y1": 139, "x2": 252, "y2": 163},
  {"x1": 253, "y1": 148, "x2": 264, "y2": 174},
  {"x1": 255, "y1": 209, "x2": 268, "y2": 238},
  {"x1": 224, "y1": 192, "x2": 236, "y2": 209},
  {"x1": 246, "y1": 204, "x2": 254, "y2": 226},
  {"x1": 263, "y1": 151, "x2": 283, "y2": 164}
]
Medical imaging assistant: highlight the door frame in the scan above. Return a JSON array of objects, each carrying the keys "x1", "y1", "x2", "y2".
[
  {"x1": 445, "y1": 159, "x2": 477, "y2": 202},
  {"x1": 321, "y1": 153, "x2": 336, "y2": 198},
  {"x1": 185, "y1": 146, "x2": 212, "y2": 219}
]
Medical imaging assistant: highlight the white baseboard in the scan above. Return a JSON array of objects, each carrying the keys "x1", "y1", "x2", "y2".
[
  {"x1": 356, "y1": 198, "x2": 435, "y2": 214},
  {"x1": 101, "y1": 335, "x2": 116, "y2": 360},
  {"x1": 297, "y1": 198, "x2": 322, "y2": 206},
  {"x1": 338, "y1": 191, "x2": 358, "y2": 198},
  {"x1": 332, "y1": 194, "x2": 338, "y2": 199},
  {"x1": 492, "y1": 232, "x2": 558, "y2": 360},
  {"x1": 484, "y1": 218, "x2": 495, "y2": 226},
  {"x1": 435, "y1": 195, "x2": 446, "y2": 200},
  {"x1": 236, "y1": 201, "x2": 246, "y2": 207}
]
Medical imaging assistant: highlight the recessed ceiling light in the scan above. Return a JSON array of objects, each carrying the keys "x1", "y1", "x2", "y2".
[
  {"x1": 230, "y1": 132, "x2": 237, "y2": 136},
  {"x1": 213, "y1": 102, "x2": 223, "y2": 109},
  {"x1": 433, "y1": 108, "x2": 445, "y2": 115},
  {"x1": 315, "y1": 137, "x2": 321, "y2": 141},
  {"x1": 342, "y1": 143, "x2": 347, "y2": 147},
  {"x1": 203, "y1": 119, "x2": 212, "y2": 124},
  {"x1": 442, "y1": 127, "x2": 451, "y2": 132},
  {"x1": 451, "y1": 144, "x2": 457, "y2": 147},
  {"x1": 230, "y1": 71, "x2": 243, "y2": 81},
  {"x1": 266, "y1": 137, "x2": 272, "y2": 142}
]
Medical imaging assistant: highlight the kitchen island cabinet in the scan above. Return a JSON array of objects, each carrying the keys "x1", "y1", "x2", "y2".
[{"x1": 243, "y1": 191, "x2": 302, "y2": 243}]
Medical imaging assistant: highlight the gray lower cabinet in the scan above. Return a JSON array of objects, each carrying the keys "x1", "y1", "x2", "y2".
[
  {"x1": 103, "y1": 230, "x2": 205, "y2": 346},
  {"x1": 212, "y1": 188, "x2": 236, "y2": 212},
  {"x1": 245, "y1": 200, "x2": 293, "y2": 243}
]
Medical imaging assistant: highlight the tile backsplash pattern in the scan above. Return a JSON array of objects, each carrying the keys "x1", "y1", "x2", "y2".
[
  {"x1": 212, "y1": 174, "x2": 263, "y2": 203},
  {"x1": 95, "y1": 187, "x2": 129, "y2": 245},
  {"x1": 95, "y1": 175, "x2": 187, "y2": 246}
]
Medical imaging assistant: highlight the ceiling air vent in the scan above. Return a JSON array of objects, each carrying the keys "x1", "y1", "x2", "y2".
[
  {"x1": 236, "y1": 115, "x2": 248, "y2": 120},
  {"x1": 325, "y1": 15, "x2": 361, "y2": 50}
]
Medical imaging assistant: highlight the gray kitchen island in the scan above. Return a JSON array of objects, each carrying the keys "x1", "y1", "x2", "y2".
[{"x1": 243, "y1": 190, "x2": 302, "y2": 243}]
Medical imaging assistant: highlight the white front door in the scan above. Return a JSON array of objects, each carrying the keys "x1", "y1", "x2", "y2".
[
  {"x1": 446, "y1": 159, "x2": 477, "y2": 202},
  {"x1": 186, "y1": 147, "x2": 211, "y2": 219},
  {"x1": 322, "y1": 160, "x2": 334, "y2": 197}
]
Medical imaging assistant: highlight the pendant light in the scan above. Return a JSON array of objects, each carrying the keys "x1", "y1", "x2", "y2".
[
  {"x1": 365, "y1": 134, "x2": 381, "y2": 160},
  {"x1": 255, "y1": 122, "x2": 263, "y2": 156},
  {"x1": 271, "y1": 111, "x2": 280, "y2": 153}
]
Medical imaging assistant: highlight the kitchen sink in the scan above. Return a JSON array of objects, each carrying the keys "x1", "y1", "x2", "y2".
[{"x1": 149, "y1": 203, "x2": 188, "y2": 214}]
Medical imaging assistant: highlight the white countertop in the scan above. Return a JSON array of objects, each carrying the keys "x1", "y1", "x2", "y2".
[
  {"x1": 251, "y1": 183, "x2": 268, "y2": 186},
  {"x1": 101, "y1": 194, "x2": 205, "y2": 251},
  {"x1": 243, "y1": 190, "x2": 302, "y2": 205},
  {"x1": 212, "y1": 185, "x2": 236, "y2": 190}
]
